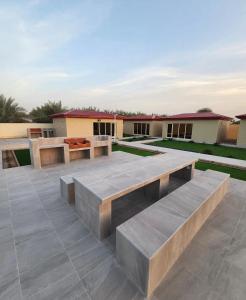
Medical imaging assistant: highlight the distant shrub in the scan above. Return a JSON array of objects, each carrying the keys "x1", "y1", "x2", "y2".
[
  {"x1": 203, "y1": 149, "x2": 213, "y2": 155},
  {"x1": 189, "y1": 140, "x2": 194, "y2": 143},
  {"x1": 213, "y1": 142, "x2": 219, "y2": 146}
]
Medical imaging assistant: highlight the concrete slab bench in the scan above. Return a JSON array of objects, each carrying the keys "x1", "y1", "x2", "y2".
[
  {"x1": 73, "y1": 155, "x2": 197, "y2": 240},
  {"x1": 60, "y1": 175, "x2": 75, "y2": 204},
  {"x1": 116, "y1": 170, "x2": 229, "y2": 297}
]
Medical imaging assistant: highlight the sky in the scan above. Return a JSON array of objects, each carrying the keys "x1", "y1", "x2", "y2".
[{"x1": 0, "y1": 0, "x2": 246, "y2": 116}]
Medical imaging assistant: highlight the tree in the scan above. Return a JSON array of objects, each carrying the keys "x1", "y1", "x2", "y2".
[
  {"x1": 30, "y1": 101, "x2": 67, "y2": 123},
  {"x1": 197, "y1": 108, "x2": 213, "y2": 113},
  {"x1": 0, "y1": 95, "x2": 27, "y2": 123}
]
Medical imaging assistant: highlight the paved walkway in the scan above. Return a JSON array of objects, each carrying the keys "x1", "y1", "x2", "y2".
[
  {"x1": 1, "y1": 151, "x2": 246, "y2": 299},
  {"x1": 118, "y1": 139, "x2": 246, "y2": 169}
]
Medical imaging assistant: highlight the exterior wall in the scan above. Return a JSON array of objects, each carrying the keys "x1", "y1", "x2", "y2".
[
  {"x1": 123, "y1": 121, "x2": 134, "y2": 135},
  {"x1": 162, "y1": 120, "x2": 221, "y2": 144},
  {"x1": 0, "y1": 123, "x2": 54, "y2": 139},
  {"x1": 237, "y1": 120, "x2": 246, "y2": 148},
  {"x1": 226, "y1": 124, "x2": 239, "y2": 141},
  {"x1": 54, "y1": 118, "x2": 123, "y2": 139},
  {"x1": 53, "y1": 118, "x2": 67, "y2": 137},
  {"x1": 150, "y1": 121, "x2": 163, "y2": 137},
  {"x1": 123, "y1": 120, "x2": 163, "y2": 137},
  {"x1": 217, "y1": 120, "x2": 231, "y2": 143}
]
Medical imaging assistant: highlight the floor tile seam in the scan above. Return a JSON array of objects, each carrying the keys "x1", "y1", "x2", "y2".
[
  {"x1": 6, "y1": 178, "x2": 24, "y2": 300},
  {"x1": 24, "y1": 270, "x2": 83, "y2": 300},
  {"x1": 33, "y1": 182, "x2": 85, "y2": 289},
  {"x1": 79, "y1": 252, "x2": 115, "y2": 281},
  {"x1": 68, "y1": 240, "x2": 107, "y2": 262}
]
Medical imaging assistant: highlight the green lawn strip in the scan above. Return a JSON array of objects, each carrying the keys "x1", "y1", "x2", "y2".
[
  {"x1": 112, "y1": 144, "x2": 156, "y2": 157},
  {"x1": 123, "y1": 136, "x2": 155, "y2": 142},
  {"x1": 113, "y1": 144, "x2": 245, "y2": 181},
  {"x1": 149, "y1": 140, "x2": 246, "y2": 160},
  {"x1": 195, "y1": 161, "x2": 246, "y2": 181},
  {"x1": 14, "y1": 149, "x2": 31, "y2": 166}
]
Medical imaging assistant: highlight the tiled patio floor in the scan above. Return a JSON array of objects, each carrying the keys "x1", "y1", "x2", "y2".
[{"x1": 0, "y1": 151, "x2": 246, "y2": 300}]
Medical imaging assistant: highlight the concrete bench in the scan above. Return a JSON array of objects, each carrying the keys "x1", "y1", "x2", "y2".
[
  {"x1": 60, "y1": 175, "x2": 75, "y2": 204},
  {"x1": 116, "y1": 170, "x2": 229, "y2": 297}
]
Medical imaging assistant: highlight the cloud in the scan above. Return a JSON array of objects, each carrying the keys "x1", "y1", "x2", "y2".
[{"x1": 0, "y1": 0, "x2": 113, "y2": 66}]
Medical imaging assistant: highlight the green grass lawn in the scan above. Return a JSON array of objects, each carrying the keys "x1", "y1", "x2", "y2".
[
  {"x1": 123, "y1": 136, "x2": 155, "y2": 142},
  {"x1": 112, "y1": 144, "x2": 157, "y2": 157},
  {"x1": 195, "y1": 161, "x2": 246, "y2": 181},
  {"x1": 149, "y1": 140, "x2": 246, "y2": 160},
  {"x1": 113, "y1": 144, "x2": 246, "y2": 181},
  {"x1": 14, "y1": 149, "x2": 31, "y2": 166}
]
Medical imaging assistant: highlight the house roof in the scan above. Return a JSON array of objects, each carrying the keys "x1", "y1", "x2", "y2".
[
  {"x1": 236, "y1": 114, "x2": 246, "y2": 120},
  {"x1": 123, "y1": 115, "x2": 165, "y2": 121},
  {"x1": 162, "y1": 112, "x2": 232, "y2": 121},
  {"x1": 51, "y1": 110, "x2": 124, "y2": 120}
]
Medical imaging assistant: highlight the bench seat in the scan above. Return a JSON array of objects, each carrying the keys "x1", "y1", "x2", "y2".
[{"x1": 116, "y1": 170, "x2": 229, "y2": 297}]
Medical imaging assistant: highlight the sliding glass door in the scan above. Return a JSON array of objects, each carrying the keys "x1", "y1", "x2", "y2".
[{"x1": 166, "y1": 123, "x2": 193, "y2": 139}]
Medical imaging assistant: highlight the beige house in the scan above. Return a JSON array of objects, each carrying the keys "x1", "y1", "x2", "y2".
[
  {"x1": 52, "y1": 110, "x2": 123, "y2": 139},
  {"x1": 162, "y1": 112, "x2": 232, "y2": 144},
  {"x1": 236, "y1": 114, "x2": 246, "y2": 148},
  {"x1": 123, "y1": 115, "x2": 164, "y2": 137}
]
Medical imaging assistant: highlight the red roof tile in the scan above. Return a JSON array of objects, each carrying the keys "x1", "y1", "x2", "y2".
[
  {"x1": 51, "y1": 110, "x2": 124, "y2": 120},
  {"x1": 236, "y1": 114, "x2": 246, "y2": 120},
  {"x1": 163, "y1": 112, "x2": 232, "y2": 121},
  {"x1": 123, "y1": 115, "x2": 165, "y2": 121}
]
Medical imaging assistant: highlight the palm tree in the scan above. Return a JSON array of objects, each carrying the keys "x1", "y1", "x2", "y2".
[
  {"x1": 0, "y1": 95, "x2": 27, "y2": 122},
  {"x1": 197, "y1": 108, "x2": 213, "y2": 113},
  {"x1": 30, "y1": 100, "x2": 67, "y2": 123}
]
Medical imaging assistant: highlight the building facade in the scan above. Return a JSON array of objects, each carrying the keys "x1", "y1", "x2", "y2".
[
  {"x1": 236, "y1": 114, "x2": 246, "y2": 148},
  {"x1": 162, "y1": 113, "x2": 232, "y2": 144},
  {"x1": 52, "y1": 110, "x2": 123, "y2": 139},
  {"x1": 123, "y1": 115, "x2": 164, "y2": 137}
]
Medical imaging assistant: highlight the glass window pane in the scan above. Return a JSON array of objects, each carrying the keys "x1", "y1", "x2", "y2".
[
  {"x1": 142, "y1": 123, "x2": 146, "y2": 135},
  {"x1": 179, "y1": 124, "x2": 186, "y2": 138},
  {"x1": 146, "y1": 124, "x2": 150, "y2": 135},
  {"x1": 137, "y1": 123, "x2": 141, "y2": 134},
  {"x1": 112, "y1": 123, "x2": 115, "y2": 136},
  {"x1": 93, "y1": 123, "x2": 99, "y2": 135},
  {"x1": 167, "y1": 124, "x2": 172, "y2": 137},
  {"x1": 134, "y1": 123, "x2": 137, "y2": 134},
  {"x1": 106, "y1": 123, "x2": 111, "y2": 135},
  {"x1": 185, "y1": 124, "x2": 193, "y2": 139},
  {"x1": 100, "y1": 123, "x2": 106, "y2": 135},
  {"x1": 172, "y1": 124, "x2": 179, "y2": 138}
]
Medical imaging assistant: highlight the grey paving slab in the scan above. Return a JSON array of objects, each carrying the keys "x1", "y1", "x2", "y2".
[
  {"x1": 27, "y1": 272, "x2": 89, "y2": 300},
  {"x1": 0, "y1": 270, "x2": 22, "y2": 300},
  {"x1": 15, "y1": 231, "x2": 65, "y2": 274},
  {"x1": 0, "y1": 150, "x2": 245, "y2": 299},
  {"x1": 20, "y1": 252, "x2": 74, "y2": 298},
  {"x1": 12, "y1": 209, "x2": 54, "y2": 244}
]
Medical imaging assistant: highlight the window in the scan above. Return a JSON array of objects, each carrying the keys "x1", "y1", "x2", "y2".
[
  {"x1": 106, "y1": 123, "x2": 111, "y2": 135},
  {"x1": 133, "y1": 123, "x2": 150, "y2": 135},
  {"x1": 137, "y1": 123, "x2": 141, "y2": 134},
  {"x1": 185, "y1": 124, "x2": 193, "y2": 139},
  {"x1": 100, "y1": 123, "x2": 106, "y2": 135},
  {"x1": 111, "y1": 123, "x2": 115, "y2": 137},
  {"x1": 146, "y1": 124, "x2": 150, "y2": 135},
  {"x1": 93, "y1": 122, "x2": 116, "y2": 136},
  {"x1": 172, "y1": 124, "x2": 179, "y2": 138},
  {"x1": 179, "y1": 124, "x2": 186, "y2": 138},
  {"x1": 167, "y1": 124, "x2": 172, "y2": 137},
  {"x1": 166, "y1": 123, "x2": 193, "y2": 139},
  {"x1": 93, "y1": 123, "x2": 99, "y2": 135}
]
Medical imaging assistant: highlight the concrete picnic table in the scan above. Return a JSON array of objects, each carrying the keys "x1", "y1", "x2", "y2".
[{"x1": 73, "y1": 154, "x2": 197, "y2": 240}]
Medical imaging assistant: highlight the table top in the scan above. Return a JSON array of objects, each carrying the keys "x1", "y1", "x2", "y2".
[{"x1": 73, "y1": 154, "x2": 197, "y2": 204}]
